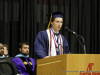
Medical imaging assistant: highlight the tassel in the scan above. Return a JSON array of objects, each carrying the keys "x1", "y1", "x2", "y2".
[{"x1": 47, "y1": 14, "x2": 52, "y2": 29}]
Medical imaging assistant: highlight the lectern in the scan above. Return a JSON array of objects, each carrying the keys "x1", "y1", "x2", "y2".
[{"x1": 37, "y1": 54, "x2": 100, "y2": 75}]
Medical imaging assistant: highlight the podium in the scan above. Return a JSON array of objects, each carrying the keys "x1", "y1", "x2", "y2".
[{"x1": 37, "y1": 54, "x2": 100, "y2": 75}]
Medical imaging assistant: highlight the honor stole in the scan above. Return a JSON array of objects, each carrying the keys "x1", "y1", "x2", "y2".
[{"x1": 47, "y1": 28, "x2": 63, "y2": 57}]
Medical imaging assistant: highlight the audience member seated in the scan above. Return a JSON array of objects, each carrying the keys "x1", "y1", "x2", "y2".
[
  {"x1": 0, "y1": 43, "x2": 20, "y2": 75},
  {"x1": 3, "y1": 44, "x2": 9, "y2": 57},
  {"x1": 12, "y1": 42, "x2": 35, "y2": 75}
]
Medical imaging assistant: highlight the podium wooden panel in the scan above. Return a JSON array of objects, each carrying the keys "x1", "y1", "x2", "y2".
[{"x1": 37, "y1": 54, "x2": 100, "y2": 75}]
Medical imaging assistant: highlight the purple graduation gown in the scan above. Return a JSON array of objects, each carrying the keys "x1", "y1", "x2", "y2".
[
  {"x1": 12, "y1": 57, "x2": 35, "y2": 75},
  {"x1": 34, "y1": 30, "x2": 71, "y2": 64}
]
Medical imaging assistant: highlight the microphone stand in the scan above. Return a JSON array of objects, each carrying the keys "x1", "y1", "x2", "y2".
[
  {"x1": 65, "y1": 27, "x2": 86, "y2": 54},
  {"x1": 76, "y1": 34, "x2": 86, "y2": 54}
]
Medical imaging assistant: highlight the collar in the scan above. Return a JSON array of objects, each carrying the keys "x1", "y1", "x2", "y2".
[
  {"x1": 0, "y1": 55, "x2": 4, "y2": 58},
  {"x1": 3, "y1": 55, "x2": 9, "y2": 57},
  {"x1": 15, "y1": 54, "x2": 29, "y2": 58},
  {"x1": 51, "y1": 28, "x2": 59, "y2": 33}
]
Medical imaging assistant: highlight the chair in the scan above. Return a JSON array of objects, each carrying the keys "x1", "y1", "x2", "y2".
[{"x1": 0, "y1": 59, "x2": 16, "y2": 75}]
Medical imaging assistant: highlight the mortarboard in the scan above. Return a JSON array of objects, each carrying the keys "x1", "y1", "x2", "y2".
[{"x1": 46, "y1": 10, "x2": 63, "y2": 29}]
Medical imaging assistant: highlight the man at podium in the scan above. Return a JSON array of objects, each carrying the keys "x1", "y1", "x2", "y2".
[{"x1": 34, "y1": 10, "x2": 71, "y2": 63}]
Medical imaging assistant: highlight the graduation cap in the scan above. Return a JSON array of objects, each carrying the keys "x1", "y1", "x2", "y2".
[{"x1": 46, "y1": 10, "x2": 63, "y2": 29}]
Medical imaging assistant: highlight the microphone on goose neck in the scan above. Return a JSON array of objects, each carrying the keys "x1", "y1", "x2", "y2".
[{"x1": 64, "y1": 27, "x2": 86, "y2": 54}]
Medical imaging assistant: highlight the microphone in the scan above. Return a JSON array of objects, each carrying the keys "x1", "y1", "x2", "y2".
[
  {"x1": 65, "y1": 27, "x2": 86, "y2": 54},
  {"x1": 64, "y1": 27, "x2": 76, "y2": 35}
]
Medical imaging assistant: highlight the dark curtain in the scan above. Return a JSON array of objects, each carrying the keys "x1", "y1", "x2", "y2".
[{"x1": 0, "y1": 0, "x2": 100, "y2": 57}]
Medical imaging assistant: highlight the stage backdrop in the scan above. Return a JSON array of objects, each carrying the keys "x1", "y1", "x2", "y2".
[{"x1": 0, "y1": 0, "x2": 100, "y2": 57}]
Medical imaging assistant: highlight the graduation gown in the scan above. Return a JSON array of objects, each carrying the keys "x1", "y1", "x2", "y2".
[
  {"x1": 12, "y1": 57, "x2": 35, "y2": 75},
  {"x1": 34, "y1": 30, "x2": 71, "y2": 64},
  {"x1": 0, "y1": 57, "x2": 20, "y2": 75}
]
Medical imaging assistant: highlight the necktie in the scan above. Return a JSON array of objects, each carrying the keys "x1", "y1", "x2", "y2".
[{"x1": 54, "y1": 33, "x2": 59, "y2": 36}]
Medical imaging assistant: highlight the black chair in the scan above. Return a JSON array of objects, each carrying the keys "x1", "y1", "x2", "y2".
[{"x1": 0, "y1": 59, "x2": 16, "y2": 75}]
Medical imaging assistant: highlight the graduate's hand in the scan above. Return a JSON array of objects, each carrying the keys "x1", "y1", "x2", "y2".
[{"x1": 45, "y1": 56, "x2": 49, "y2": 58}]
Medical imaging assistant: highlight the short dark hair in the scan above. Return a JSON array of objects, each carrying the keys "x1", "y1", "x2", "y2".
[
  {"x1": 19, "y1": 42, "x2": 29, "y2": 48},
  {"x1": 51, "y1": 18, "x2": 55, "y2": 22},
  {"x1": 50, "y1": 18, "x2": 55, "y2": 27},
  {"x1": 3, "y1": 44, "x2": 8, "y2": 50}
]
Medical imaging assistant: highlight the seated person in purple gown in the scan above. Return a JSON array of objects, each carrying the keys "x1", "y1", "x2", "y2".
[{"x1": 12, "y1": 42, "x2": 35, "y2": 75}]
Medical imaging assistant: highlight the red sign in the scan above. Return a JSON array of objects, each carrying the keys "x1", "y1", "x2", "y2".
[{"x1": 80, "y1": 63, "x2": 100, "y2": 75}]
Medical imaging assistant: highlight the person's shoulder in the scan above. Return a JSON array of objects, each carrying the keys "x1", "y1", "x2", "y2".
[
  {"x1": 12, "y1": 57, "x2": 23, "y2": 64},
  {"x1": 12, "y1": 57, "x2": 19, "y2": 59},
  {"x1": 36, "y1": 30, "x2": 48, "y2": 38},
  {"x1": 12, "y1": 57, "x2": 20, "y2": 61},
  {"x1": 60, "y1": 34, "x2": 65, "y2": 38},
  {"x1": 38, "y1": 30, "x2": 47, "y2": 35}
]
